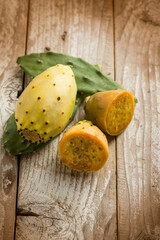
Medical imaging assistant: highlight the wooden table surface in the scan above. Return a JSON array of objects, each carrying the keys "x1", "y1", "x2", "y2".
[{"x1": 0, "y1": 0, "x2": 160, "y2": 239}]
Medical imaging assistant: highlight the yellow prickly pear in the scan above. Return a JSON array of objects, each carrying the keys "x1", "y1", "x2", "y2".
[{"x1": 15, "y1": 64, "x2": 77, "y2": 143}]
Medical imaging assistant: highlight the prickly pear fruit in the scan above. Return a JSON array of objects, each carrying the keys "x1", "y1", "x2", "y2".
[
  {"x1": 2, "y1": 93, "x2": 82, "y2": 155},
  {"x1": 84, "y1": 89, "x2": 135, "y2": 136},
  {"x1": 15, "y1": 64, "x2": 77, "y2": 143},
  {"x1": 59, "y1": 120, "x2": 109, "y2": 172}
]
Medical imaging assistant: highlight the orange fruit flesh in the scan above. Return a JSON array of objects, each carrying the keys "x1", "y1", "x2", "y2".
[
  {"x1": 106, "y1": 93, "x2": 134, "y2": 135},
  {"x1": 59, "y1": 133, "x2": 108, "y2": 172}
]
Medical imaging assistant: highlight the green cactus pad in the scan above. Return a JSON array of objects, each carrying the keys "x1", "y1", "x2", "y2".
[
  {"x1": 2, "y1": 93, "x2": 82, "y2": 155},
  {"x1": 17, "y1": 52, "x2": 126, "y2": 95}
]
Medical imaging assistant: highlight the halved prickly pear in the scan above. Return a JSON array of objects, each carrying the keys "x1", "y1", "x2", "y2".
[
  {"x1": 15, "y1": 64, "x2": 77, "y2": 143},
  {"x1": 84, "y1": 89, "x2": 135, "y2": 136},
  {"x1": 59, "y1": 120, "x2": 109, "y2": 172}
]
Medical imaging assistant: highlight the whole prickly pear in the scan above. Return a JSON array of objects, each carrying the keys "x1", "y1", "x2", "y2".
[{"x1": 15, "y1": 64, "x2": 77, "y2": 143}]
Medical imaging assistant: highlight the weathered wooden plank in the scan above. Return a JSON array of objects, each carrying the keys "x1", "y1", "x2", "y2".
[
  {"x1": 115, "y1": 0, "x2": 160, "y2": 239},
  {"x1": 0, "y1": 0, "x2": 28, "y2": 239},
  {"x1": 15, "y1": 0, "x2": 117, "y2": 239}
]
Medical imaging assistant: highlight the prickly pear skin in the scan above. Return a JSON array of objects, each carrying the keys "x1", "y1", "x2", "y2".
[{"x1": 15, "y1": 64, "x2": 77, "y2": 143}]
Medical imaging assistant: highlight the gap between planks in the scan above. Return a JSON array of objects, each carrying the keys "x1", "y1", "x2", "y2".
[
  {"x1": 14, "y1": 0, "x2": 31, "y2": 239},
  {"x1": 112, "y1": 0, "x2": 119, "y2": 239}
]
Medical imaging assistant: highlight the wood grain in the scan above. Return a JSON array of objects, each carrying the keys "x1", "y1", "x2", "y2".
[
  {"x1": 15, "y1": 0, "x2": 117, "y2": 239},
  {"x1": 115, "y1": 0, "x2": 160, "y2": 239},
  {"x1": 0, "y1": 0, "x2": 28, "y2": 239}
]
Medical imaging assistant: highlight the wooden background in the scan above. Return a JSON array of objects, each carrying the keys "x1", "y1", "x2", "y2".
[{"x1": 0, "y1": 0, "x2": 160, "y2": 239}]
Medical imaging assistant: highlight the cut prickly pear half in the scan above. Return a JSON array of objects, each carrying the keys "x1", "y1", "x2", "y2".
[
  {"x1": 84, "y1": 89, "x2": 135, "y2": 136},
  {"x1": 15, "y1": 64, "x2": 77, "y2": 144},
  {"x1": 17, "y1": 52, "x2": 137, "y2": 102},
  {"x1": 106, "y1": 91, "x2": 134, "y2": 135},
  {"x1": 59, "y1": 120, "x2": 109, "y2": 172}
]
